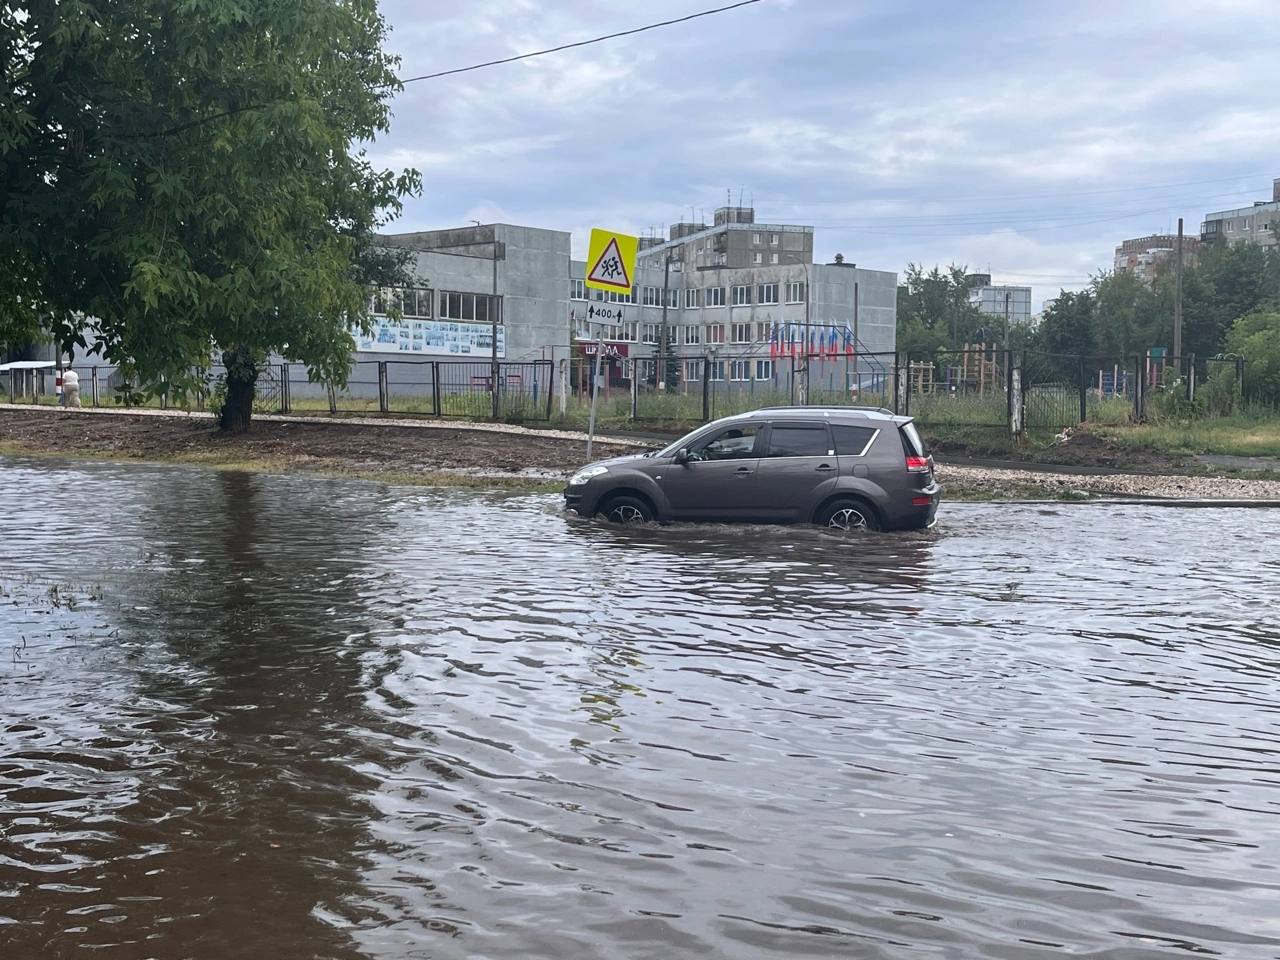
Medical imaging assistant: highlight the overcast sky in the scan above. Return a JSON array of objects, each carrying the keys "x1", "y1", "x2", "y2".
[{"x1": 373, "y1": 0, "x2": 1279, "y2": 309}]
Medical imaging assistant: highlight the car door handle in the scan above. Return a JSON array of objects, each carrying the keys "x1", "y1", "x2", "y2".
[
  {"x1": 734, "y1": 466, "x2": 753, "y2": 475},
  {"x1": 815, "y1": 464, "x2": 835, "y2": 472}
]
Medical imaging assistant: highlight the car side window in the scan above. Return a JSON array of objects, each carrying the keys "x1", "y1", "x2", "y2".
[
  {"x1": 691, "y1": 424, "x2": 761, "y2": 461},
  {"x1": 764, "y1": 424, "x2": 832, "y2": 458},
  {"x1": 832, "y1": 424, "x2": 877, "y2": 456}
]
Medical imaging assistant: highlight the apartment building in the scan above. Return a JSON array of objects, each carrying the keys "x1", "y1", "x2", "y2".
[
  {"x1": 1201, "y1": 179, "x2": 1280, "y2": 249},
  {"x1": 1114, "y1": 234, "x2": 1200, "y2": 285},
  {"x1": 966, "y1": 275, "x2": 1033, "y2": 328}
]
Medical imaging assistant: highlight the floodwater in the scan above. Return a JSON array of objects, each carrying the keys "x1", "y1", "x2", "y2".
[{"x1": 2, "y1": 458, "x2": 1279, "y2": 960}]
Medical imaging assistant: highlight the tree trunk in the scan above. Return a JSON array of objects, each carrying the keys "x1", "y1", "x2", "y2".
[{"x1": 219, "y1": 346, "x2": 258, "y2": 433}]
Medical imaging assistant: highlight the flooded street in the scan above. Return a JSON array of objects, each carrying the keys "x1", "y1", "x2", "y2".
[{"x1": 2, "y1": 457, "x2": 1279, "y2": 959}]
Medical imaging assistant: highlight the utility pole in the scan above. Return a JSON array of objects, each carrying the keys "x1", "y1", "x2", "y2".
[
  {"x1": 489, "y1": 238, "x2": 506, "y2": 420},
  {"x1": 658, "y1": 253, "x2": 673, "y2": 391},
  {"x1": 1173, "y1": 217, "x2": 1184, "y2": 358}
]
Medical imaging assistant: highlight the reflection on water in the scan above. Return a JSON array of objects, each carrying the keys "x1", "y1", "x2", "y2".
[{"x1": 2, "y1": 457, "x2": 1279, "y2": 959}]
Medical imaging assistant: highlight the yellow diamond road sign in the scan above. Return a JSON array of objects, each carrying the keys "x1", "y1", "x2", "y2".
[{"x1": 584, "y1": 228, "x2": 639, "y2": 294}]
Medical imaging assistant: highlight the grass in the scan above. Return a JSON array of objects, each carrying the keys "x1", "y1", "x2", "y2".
[{"x1": 1093, "y1": 412, "x2": 1280, "y2": 459}]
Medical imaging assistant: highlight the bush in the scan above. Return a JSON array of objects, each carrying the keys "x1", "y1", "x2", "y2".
[{"x1": 1226, "y1": 312, "x2": 1280, "y2": 406}]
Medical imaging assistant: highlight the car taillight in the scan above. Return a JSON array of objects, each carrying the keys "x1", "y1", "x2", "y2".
[{"x1": 906, "y1": 455, "x2": 930, "y2": 474}]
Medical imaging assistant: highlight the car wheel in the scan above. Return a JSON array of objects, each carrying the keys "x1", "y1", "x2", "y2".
[
  {"x1": 599, "y1": 495, "x2": 654, "y2": 526},
  {"x1": 818, "y1": 498, "x2": 880, "y2": 532}
]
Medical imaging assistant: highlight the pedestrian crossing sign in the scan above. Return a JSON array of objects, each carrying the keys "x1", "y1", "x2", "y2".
[{"x1": 584, "y1": 229, "x2": 639, "y2": 294}]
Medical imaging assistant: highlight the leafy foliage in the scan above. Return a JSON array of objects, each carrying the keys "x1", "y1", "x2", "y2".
[
  {"x1": 1008, "y1": 241, "x2": 1280, "y2": 379},
  {"x1": 895, "y1": 264, "x2": 990, "y2": 355},
  {"x1": 0, "y1": 0, "x2": 420, "y2": 425},
  {"x1": 1225, "y1": 311, "x2": 1280, "y2": 407}
]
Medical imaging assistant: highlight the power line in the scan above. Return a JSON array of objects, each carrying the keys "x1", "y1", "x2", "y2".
[
  {"x1": 755, "y1": 172, "x2": 1272, "y2": 207},
  {"x1": 397, "y1": 0, "x2": 764, "y2": 85}
]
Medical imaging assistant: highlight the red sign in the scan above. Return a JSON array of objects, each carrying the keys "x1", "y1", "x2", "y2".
[{"x1": 579, "y1": 341, "x2": 629, "y2": 358}]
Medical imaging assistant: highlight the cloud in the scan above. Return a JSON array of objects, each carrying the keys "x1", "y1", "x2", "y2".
[{"x1": 372, "y1": 0, "x2": 1280, "y2": 311}]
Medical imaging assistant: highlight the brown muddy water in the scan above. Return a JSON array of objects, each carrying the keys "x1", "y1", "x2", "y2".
[{"x1": 1, "y1": 457, "x2": 1278, "y2": 959}]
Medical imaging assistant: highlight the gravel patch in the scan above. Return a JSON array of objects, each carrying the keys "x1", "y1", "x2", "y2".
[{"x1": 937, "y1": 464, "x2": 1280, "y2": 500}]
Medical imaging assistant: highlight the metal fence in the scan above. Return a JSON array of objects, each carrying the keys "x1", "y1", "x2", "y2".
[
  {"x1": 567, "y1": 350, "x2": 898, "y2": 424},
  {"x1": 4, "y1": 359, "x2": 556, "y2": 422}
]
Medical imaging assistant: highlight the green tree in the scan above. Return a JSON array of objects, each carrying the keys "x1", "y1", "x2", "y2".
[
  {"x1": 896, "y1": 264, "x2": 987, "y2": 355},
  {"x1": 1225, "y1": 311, "x2": 1280, "y2": 406},
  {"x1": 1, "y1": 0, "x2": 419, "y2": 430},
  {"x1": 1036, "y1": 289, "x2": 1096, "y2": 357},
  {"x1": 1176, "y1": 242, "x2": 1280, "y2": 358}
]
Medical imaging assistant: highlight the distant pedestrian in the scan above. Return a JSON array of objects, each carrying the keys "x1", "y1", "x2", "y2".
[{"x1": 62, "y1": 367, "x2": 81, "y2": 408}]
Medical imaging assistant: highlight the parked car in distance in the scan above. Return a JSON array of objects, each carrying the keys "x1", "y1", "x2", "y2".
[{"x1": 564, "y1": 407, "x2": 940, "y2": 531}]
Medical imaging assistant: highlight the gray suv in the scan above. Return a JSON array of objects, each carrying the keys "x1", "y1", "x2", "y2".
[{"x1": 564, "y1": 407, "x2": 940, "y2": 531}]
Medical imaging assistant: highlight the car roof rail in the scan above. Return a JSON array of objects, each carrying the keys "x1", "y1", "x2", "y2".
[{"x1": 750, "y1": 405, "x2": 898, "y2": 417}]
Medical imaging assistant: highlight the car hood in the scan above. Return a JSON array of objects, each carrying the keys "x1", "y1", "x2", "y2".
[{"x1": 575, "y1": 452, "x2": 658, "y2": 472}]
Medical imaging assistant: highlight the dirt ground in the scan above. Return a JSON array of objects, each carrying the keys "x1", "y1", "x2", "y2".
[
  {"x1": 925, "y1": 428, "x2": 1197, "y2": 473},
  {"x1": 0, "y1": 409, "x2": 637, "y2": 480}
]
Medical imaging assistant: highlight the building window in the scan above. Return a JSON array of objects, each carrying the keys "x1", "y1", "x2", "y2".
[
  {"x1": 685, "y1": 288, "x2": 701, "y2": 309},
  {"x1": 570, "y1": 279, "x2": 587, "y2": 301},
  {"x1": 642, "y1": 323, "x2": 659, "y2": 344},
  {"x1": 732, "y1": 284, "x2": 752, "y2": 306},
  {"x1": 714, "y1": 252, "x2": 727, "y2": 266},
  {"x1": 752, "y1": 233, "x2": 762, "y2": 245},
  {"x1": 755, "y1": 321, "x2": 771, "y2": 342},
  {"x1": 730, "y1": 360, "x2": 750, "y2": 381},
  {"x1": 769, "y1": 234, "x2": 779, "y2": 245},
  {"x1": 439, "y1": 291, "x2": 494, "y2": 323},
  {"x1": 371, "y1": 287, "x2": 432, "y2": 318},
  {"x1": 755, "y1": 359, "x2": 774, "y2": 380},
  {"x1": 667, "y1": 288, "x2": 680, "y2": 308},
  {"x1": 757, "y1": 283, "x2": 779, "y2": 304},
  {"x1": 606, "y1": 286, "x2": 635, "y2": 304},
  {"x1": 785, "y1": 281, "x2": 807, "y2": 303},
  {"x1": 708, "y1": 360, "x2": 725, "y2": 381},
  {"x1": 592, "y1": 287, "x2": 605, "y2": 301},
  {"x1": 706, "y1": 286, "x2": 726, "y2": 307},
  {"x1": 684, "y1": 324, "x2": 702, "y2": 346},
  {"x1": 685, "y1": 359, "x2": 702, "y2": 381},
  {"x1": 731, "y1": 322, "x2": 752, "y2": 343},
  {"x1": 643, "y1": 285, "x2": 660, "y2": 307},
  {"x1": 753, "y1": 252, "x2": 763, "y2": 265},
  {"x1": 770, "y1": 253, "x2": 780, "y2": 265},
  {"x1": 707, "y1": 324, "x2": 726, "y2": 344}
]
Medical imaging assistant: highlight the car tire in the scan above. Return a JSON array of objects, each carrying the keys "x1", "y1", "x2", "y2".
[
  {"x1": 817, "y1": 498, "x2": 880, "y2": 532},
  {"x1": 598, "y1": 494, "x2": 655, "y2": 526}
]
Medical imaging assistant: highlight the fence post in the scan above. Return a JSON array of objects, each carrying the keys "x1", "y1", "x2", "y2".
[
  {"x1": 558, "y1": 358, "x2": 568, "y2": 417},
  {"x1": 1236, "y1": 357, "x2": 1245, "y2": 398},
  {"x1": 279, "y1": 364, "x2": 290, "y2": 414},
  {"x1": 899, "y1": 354, "x2": 910, "y2": 415},
  {"x1": 630, "y1": 361, "x2": 638, "y2": 420},
  {"x1": 701, "y1": 355, "x2": 711, "y2": 422},
  {"x1": 1186, "y1": 352, "x2": 1196, "y2": 404},
  {"x1": 1133, "y1": 354, "x2": 1144, "y2": 421},
  {"x1": 89, "y1": 367, "x2": 99, "y2": 406},
  {"x1": 1078, "y1": 358, "x2": 1088, "y2": 424},
  {"x1": 1009, "y1": 361, "x2": 1024, "y2": 439},
  {"x1": 377, "y1": 361, "x2": 388, "y2": 414}
]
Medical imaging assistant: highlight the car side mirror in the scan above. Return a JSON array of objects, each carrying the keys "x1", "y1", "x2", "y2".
[{"x1": 673, "y1": 447, "x2": 691, "y2": 465}]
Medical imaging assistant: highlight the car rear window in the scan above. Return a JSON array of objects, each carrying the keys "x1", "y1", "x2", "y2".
[
  {"x1": 765, "y1": 424, "x2": 831, "y2": 458},
  {"x1": 831, "y1": 424, "x2": 877, "y2": 456},
  {"x1": 899, "y1": 422, "x2": 928, "y2": 457}
]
